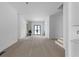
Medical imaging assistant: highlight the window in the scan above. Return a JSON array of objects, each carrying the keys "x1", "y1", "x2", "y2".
[{"x1": 34, "y1": 25, "x2": 41, "y2": 35}]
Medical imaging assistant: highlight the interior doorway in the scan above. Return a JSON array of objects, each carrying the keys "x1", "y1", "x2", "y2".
[{"x1": 34, "y1": 25, "x2": 41, "y2": 35}]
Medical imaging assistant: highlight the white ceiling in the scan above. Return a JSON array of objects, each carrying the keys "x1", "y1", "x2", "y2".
[{"x1": 9, "y1": 2, "x2": 62, "y2": 21}]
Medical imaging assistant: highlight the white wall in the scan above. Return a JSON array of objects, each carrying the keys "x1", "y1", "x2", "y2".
[
  {"x1": 63, "y1": 2, "x2": 79, "y2": 57},
  {"x1": 0, "y1": 3, "x2": 18, "y2": 52},
  {"x1": 71, "y1": 3, "x2": 79, "y2": 39},
  {"x1": 63, "y1": 3, "x2": 72, "y2": 57},
  {"x1": 49, "y1": 10, "x2": 63, "y2": 39},
  {"x1": 69, "y1": 2, "x2": 79, "y2": 57},
  {"x1": 44, "y1": 16, "x2": 49, "y2": 38},
  {"x1": 19, "y1": 15, "x2": 27, "y2": 39}
]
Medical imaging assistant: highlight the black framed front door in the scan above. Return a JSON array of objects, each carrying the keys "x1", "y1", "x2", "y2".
[{"x1": 34, "y1": 25, "x2": 41, "y2": 35}]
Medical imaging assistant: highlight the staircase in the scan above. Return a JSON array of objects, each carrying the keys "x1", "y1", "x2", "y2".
[{"x1": 55, "y1": 38, "x2": 64, "y2": 48}]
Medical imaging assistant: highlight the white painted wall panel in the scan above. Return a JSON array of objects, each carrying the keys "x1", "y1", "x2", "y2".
[{"x1": 0, "y1": 3, "x2": 18, "y2": 52}]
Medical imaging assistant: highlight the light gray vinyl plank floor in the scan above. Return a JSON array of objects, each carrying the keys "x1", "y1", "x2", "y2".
[{"x1": 1, "y1": 36, "x2": 65, "y2": 57}]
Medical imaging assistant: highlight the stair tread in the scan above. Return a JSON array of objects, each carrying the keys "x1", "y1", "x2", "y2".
[
  {"x1": 56, "y1": 40, "x2": 63, "y2": 45},
  {"x1": 55, "y1": 41, "x2": 64, "y2": 48},
  {"x1": 58, "y1": 39, "x2": 63, "y2": 43}
]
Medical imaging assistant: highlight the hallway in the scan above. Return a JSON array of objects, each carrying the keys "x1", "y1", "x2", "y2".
[{"x1": 1, "y1": 37, "x2": 65, "y2": 57}]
